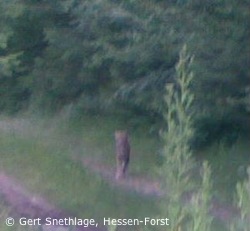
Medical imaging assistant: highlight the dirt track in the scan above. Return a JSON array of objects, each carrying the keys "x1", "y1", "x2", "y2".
[
  {"x1": 79, "y1": 157, "x2": 239, "y2": 223},
  {"x1": 0, "y1": 118, "x2": 243, "y2": 230},
  {"x1": 0, "y1": 172, "x2": 105, "y2": 231}
]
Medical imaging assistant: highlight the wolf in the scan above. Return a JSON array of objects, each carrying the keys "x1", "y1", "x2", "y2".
[{"x1": 115, "y1": 130, "x2": 130, "y2": 180}]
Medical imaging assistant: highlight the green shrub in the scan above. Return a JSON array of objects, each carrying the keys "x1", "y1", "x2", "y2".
[{"x1": 159, "y1": 45, "x2": 213, "y2": 231}]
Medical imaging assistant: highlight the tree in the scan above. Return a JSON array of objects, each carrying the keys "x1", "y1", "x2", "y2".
[
  {"x1": 0, "y1": 0, "x2": 46, "y2": 113},
  {"x1": 1, "y1": 0, "x2": 249, "y2": 145},
  {"x1": 188, "y1": 0, "x2": 250, "y2": 145}
]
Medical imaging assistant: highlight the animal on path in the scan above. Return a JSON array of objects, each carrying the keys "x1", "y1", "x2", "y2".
[{"x1": 115, "y1": 130, "x2": 130, "y2": 180}]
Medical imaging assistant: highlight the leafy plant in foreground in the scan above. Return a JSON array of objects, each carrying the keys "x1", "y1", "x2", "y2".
[
  {"x1": 230, "y1": 167, "x2": 250, "y2": 231},
  {"x1": 159, "y1": 45, "x2": 213, "y2": 231}
]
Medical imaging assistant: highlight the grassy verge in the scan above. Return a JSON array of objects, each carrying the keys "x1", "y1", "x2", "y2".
[
  {"x1": 0, "y1": 114, "x2": 249, "y2": 231},
  {"x1": 0, "y1": 115, "x2": 159, "y2": 229}
]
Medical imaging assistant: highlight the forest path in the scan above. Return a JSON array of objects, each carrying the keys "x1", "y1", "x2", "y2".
[
  {"x1": 0, "y1": 117, "x2": 163, "y2": 197},
  {"x1": 0, "y1": 172, "x2": 104, "y2": 231},
  {"x1": 0, "y1": 118, "x2": 106, "y2": 231},
  {"x1": 76, "y1": 156, "x2": 239, "y2": 224},
  {"x1": 80, "y1": 156, "x2": 163, "y2": 197},
  {"x1": 0, "y1": 117, "x2": 241, "y2": 230}
]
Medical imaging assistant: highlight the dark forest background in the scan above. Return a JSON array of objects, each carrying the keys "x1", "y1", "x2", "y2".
[{"x1": 0, "y1": 0, "x2": 249, "y2": 147}]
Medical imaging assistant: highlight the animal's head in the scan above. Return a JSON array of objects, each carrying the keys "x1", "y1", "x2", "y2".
[{"x1": 115, "y1": 130, "x2": 128, "y2": 140}]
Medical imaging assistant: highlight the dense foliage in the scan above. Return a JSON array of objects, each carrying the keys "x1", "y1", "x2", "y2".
[{"x1": 0, "y1": 0, "x2": 249, "y2": 145}]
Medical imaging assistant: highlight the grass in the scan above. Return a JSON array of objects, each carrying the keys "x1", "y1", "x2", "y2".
[
  {"x1": 0, "y1": 115, "x2": 160, "y2": 231},
  {"x1": 52, "y1": 114, "x2": 161, "y2": 175},
  {"x1": 0, "y1": 114, "x2": 249, "y2": 231},
  {"x1": 197, "y1": 139, "x2": 250, "y2": 203}
]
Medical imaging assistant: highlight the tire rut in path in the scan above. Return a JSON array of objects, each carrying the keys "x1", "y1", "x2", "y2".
[{"x1": 0, "y1": 172, "x2": 105, "y2": 231}]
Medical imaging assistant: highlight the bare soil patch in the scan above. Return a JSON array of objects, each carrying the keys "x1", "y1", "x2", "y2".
[
  {"x1": 81, "y1": 157, "x2": 163, "y2": 197},
  {"x1": 0, "y1": 172, "x2": 104, "y2": 231},
  {"x1": 78, "y1": 157, "x2": 239, "y2": 224}
]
